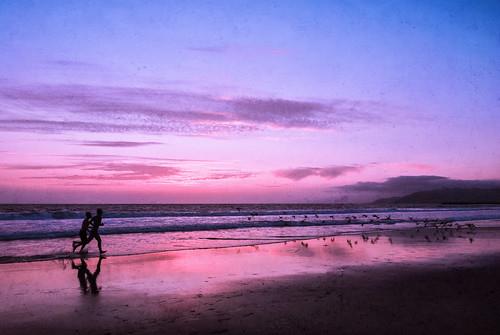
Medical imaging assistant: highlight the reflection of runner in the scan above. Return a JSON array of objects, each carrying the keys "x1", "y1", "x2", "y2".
[
  {"x1": 80, "y1": 208, "x2": 106, "y2": 254},
  {"x1": 85, "y1": 256, "x2": 104, "y2": 295},
  {"x1": 71, "y1": 256, "x2": 104, "y2": 295},
  {"x1": 71, "y1": 257, "x2": 89, "y2": 294}
]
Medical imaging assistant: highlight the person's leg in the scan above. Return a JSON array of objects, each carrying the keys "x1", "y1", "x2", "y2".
[
  {"x1": 73, "y1": 240, "x2": 82, "y2": 252},
  {"x1": 95, "y1": 234, "x2": 105, "y2": 253},
  {"x1": 79, "y1": 234, "x2": 93, "y2": 253}
]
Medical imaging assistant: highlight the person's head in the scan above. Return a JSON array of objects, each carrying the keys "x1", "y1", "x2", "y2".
[
  {"x1": 85, "y1": 212, "x2": 92, "y2": 219},
  {"x1": 96, "y1": 208, "x2": 103, "y2": 216}
]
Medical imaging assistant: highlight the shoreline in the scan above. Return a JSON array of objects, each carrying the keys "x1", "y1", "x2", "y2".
[
  {"x1": 2, "y1": 227, "x2": 500, "y2": 334},
  {"x1": 3, "y1": 218, "x2": 499, "y2": 265}
]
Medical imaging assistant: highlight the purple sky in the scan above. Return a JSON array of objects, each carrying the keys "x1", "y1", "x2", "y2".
[{"x1": 0, "y1": 0, "x2": 499, "y2": 203}]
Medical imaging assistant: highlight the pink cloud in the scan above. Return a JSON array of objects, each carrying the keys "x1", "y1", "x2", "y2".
[
  {"x1": 20, "y1": 162, "x2": 181, "y2": 181},
  {"x1": 274, "y1": 166, "x2": 362, "y2": 181},
  {"x1": 191, "y1": 171, "x2": 254, "y2": 181},
  {"x1": 0, "y1": 82, "x2": 385, "y2": 136},
  {"x1": 77, "y1": 140, "x2": 162, "y2": 147}
]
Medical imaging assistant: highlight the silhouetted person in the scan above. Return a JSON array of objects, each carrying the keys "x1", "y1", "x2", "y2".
[
  {"x1": 71, "y1": 256, "x2": 89, "y2": 294},
  {"x1": 72, "y1": 212, "x2": 92, "y2": 253},
  {"x1": 80, "y1": 208, "x2": 106, "y2": 254},
  {"x1": 85, "y1": 256, "x2": 104, "y2": 295}
]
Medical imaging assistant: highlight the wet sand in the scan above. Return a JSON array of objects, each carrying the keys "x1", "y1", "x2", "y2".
[{"x1": 1, "y1": 225, "x2": 500, "y2": 335}]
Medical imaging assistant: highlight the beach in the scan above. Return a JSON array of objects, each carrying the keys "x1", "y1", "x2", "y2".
[{"x1": 2, "y1": 224, "x2": 500, "y2": 335}]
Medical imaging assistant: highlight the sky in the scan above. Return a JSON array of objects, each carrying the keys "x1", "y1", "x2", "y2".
[{"x1": 0, "y1": 0, "x2": 499, "y2": 203}]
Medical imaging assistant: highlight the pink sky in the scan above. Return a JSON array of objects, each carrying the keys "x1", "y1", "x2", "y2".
[{"x1": 0, "y1": 1, "x2": 499, "y2": 203}]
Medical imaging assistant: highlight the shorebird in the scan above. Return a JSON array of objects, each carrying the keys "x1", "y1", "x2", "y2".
[{"x1": 346, "y1": 240, "x2": 353, "y2": 248}]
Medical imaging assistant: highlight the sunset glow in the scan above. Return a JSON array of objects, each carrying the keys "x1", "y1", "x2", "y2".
[{"x1": 1, "y1": 1, "x2": 499, "y2": 203}]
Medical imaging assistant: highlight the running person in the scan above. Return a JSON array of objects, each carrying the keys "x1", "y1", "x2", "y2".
[
  {"x1": 80, "y1": 208, "x2": 106, "y2": 254},
  {"x1": 72, "y1": 212, "x2": 92, "y2": 253}
]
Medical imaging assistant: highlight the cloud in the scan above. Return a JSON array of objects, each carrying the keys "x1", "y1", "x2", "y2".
[
  {"x1": 46, "y1": 60, "x2": 101, "y2": 69},
  {"x1": 275, "y1": 165, "x2": 361, "y2": 181},
  {"x1": 1, "y1": 164, "x2": 85, "y2": 170},
  {"x1": 20, "y1": 162, "x2": 181, "y2": 181},
  {"x1": 0, "y1": 82, "x2": 385, "y2": 136},
  {"x1": 192, "y1": 171, "x2": 254, "y2": 181},
  {"x1": 339, "y1": 175, "x2": 500, "y2": 197},
  {"x1": 56, "y1": 153, "x2": 212, "y2": 163},
  {"x1": 77, "y1": 140, "x2": 162, "y2": 147}
]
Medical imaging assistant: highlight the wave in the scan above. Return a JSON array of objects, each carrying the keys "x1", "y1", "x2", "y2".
[
  {"x1": 1, "y1": 205, "x2": 499, "y2": 221},
  {"x1": 3, "y1": 213, "x2": 500, "y2": 242},
  {"x1": 0, "y1": 219, "x2": 400, "y2": 241}
]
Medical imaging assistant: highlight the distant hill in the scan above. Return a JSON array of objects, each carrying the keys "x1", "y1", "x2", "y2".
[{"x1": 373, "y1": 188, "x2": 500, "y2": 205}]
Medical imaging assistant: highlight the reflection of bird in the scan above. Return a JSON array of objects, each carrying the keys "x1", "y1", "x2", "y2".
[
  {"x1": 388, "y1": 237, "x2": 393, "y2": 244},
  {"x1": 346, "y1": 240, "x2": 353, "y2": 248}
]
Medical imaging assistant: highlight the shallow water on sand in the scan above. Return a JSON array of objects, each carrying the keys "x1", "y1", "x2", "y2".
[
  {"x1": 1, "y1": 223, "x2": 499, "y2": 307},
  {"x1": 1, "y1": 205, "x2": 500, "y2": 263}
]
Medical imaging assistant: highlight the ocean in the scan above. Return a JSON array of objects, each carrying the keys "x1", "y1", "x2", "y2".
[{"x1": 1, "y1": 204, "x2": 500, "y2": 263}]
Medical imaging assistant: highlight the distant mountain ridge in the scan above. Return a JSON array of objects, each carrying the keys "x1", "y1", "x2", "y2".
[{"x1": 373, "y1": 188, "x2": 500, "y2": 205}]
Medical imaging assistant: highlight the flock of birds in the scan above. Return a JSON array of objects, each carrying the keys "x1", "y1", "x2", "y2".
[
  {"x1": 245, "y1": 212, "x2": 396, "y2": 225},
  {"x1": 240, "y1": 212, "x2": 479, "y2": 249}
]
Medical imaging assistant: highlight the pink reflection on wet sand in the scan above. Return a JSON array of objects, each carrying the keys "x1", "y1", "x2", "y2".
[{"x1": 1, "y1": 225, "x2": 500, "y2": 314}]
